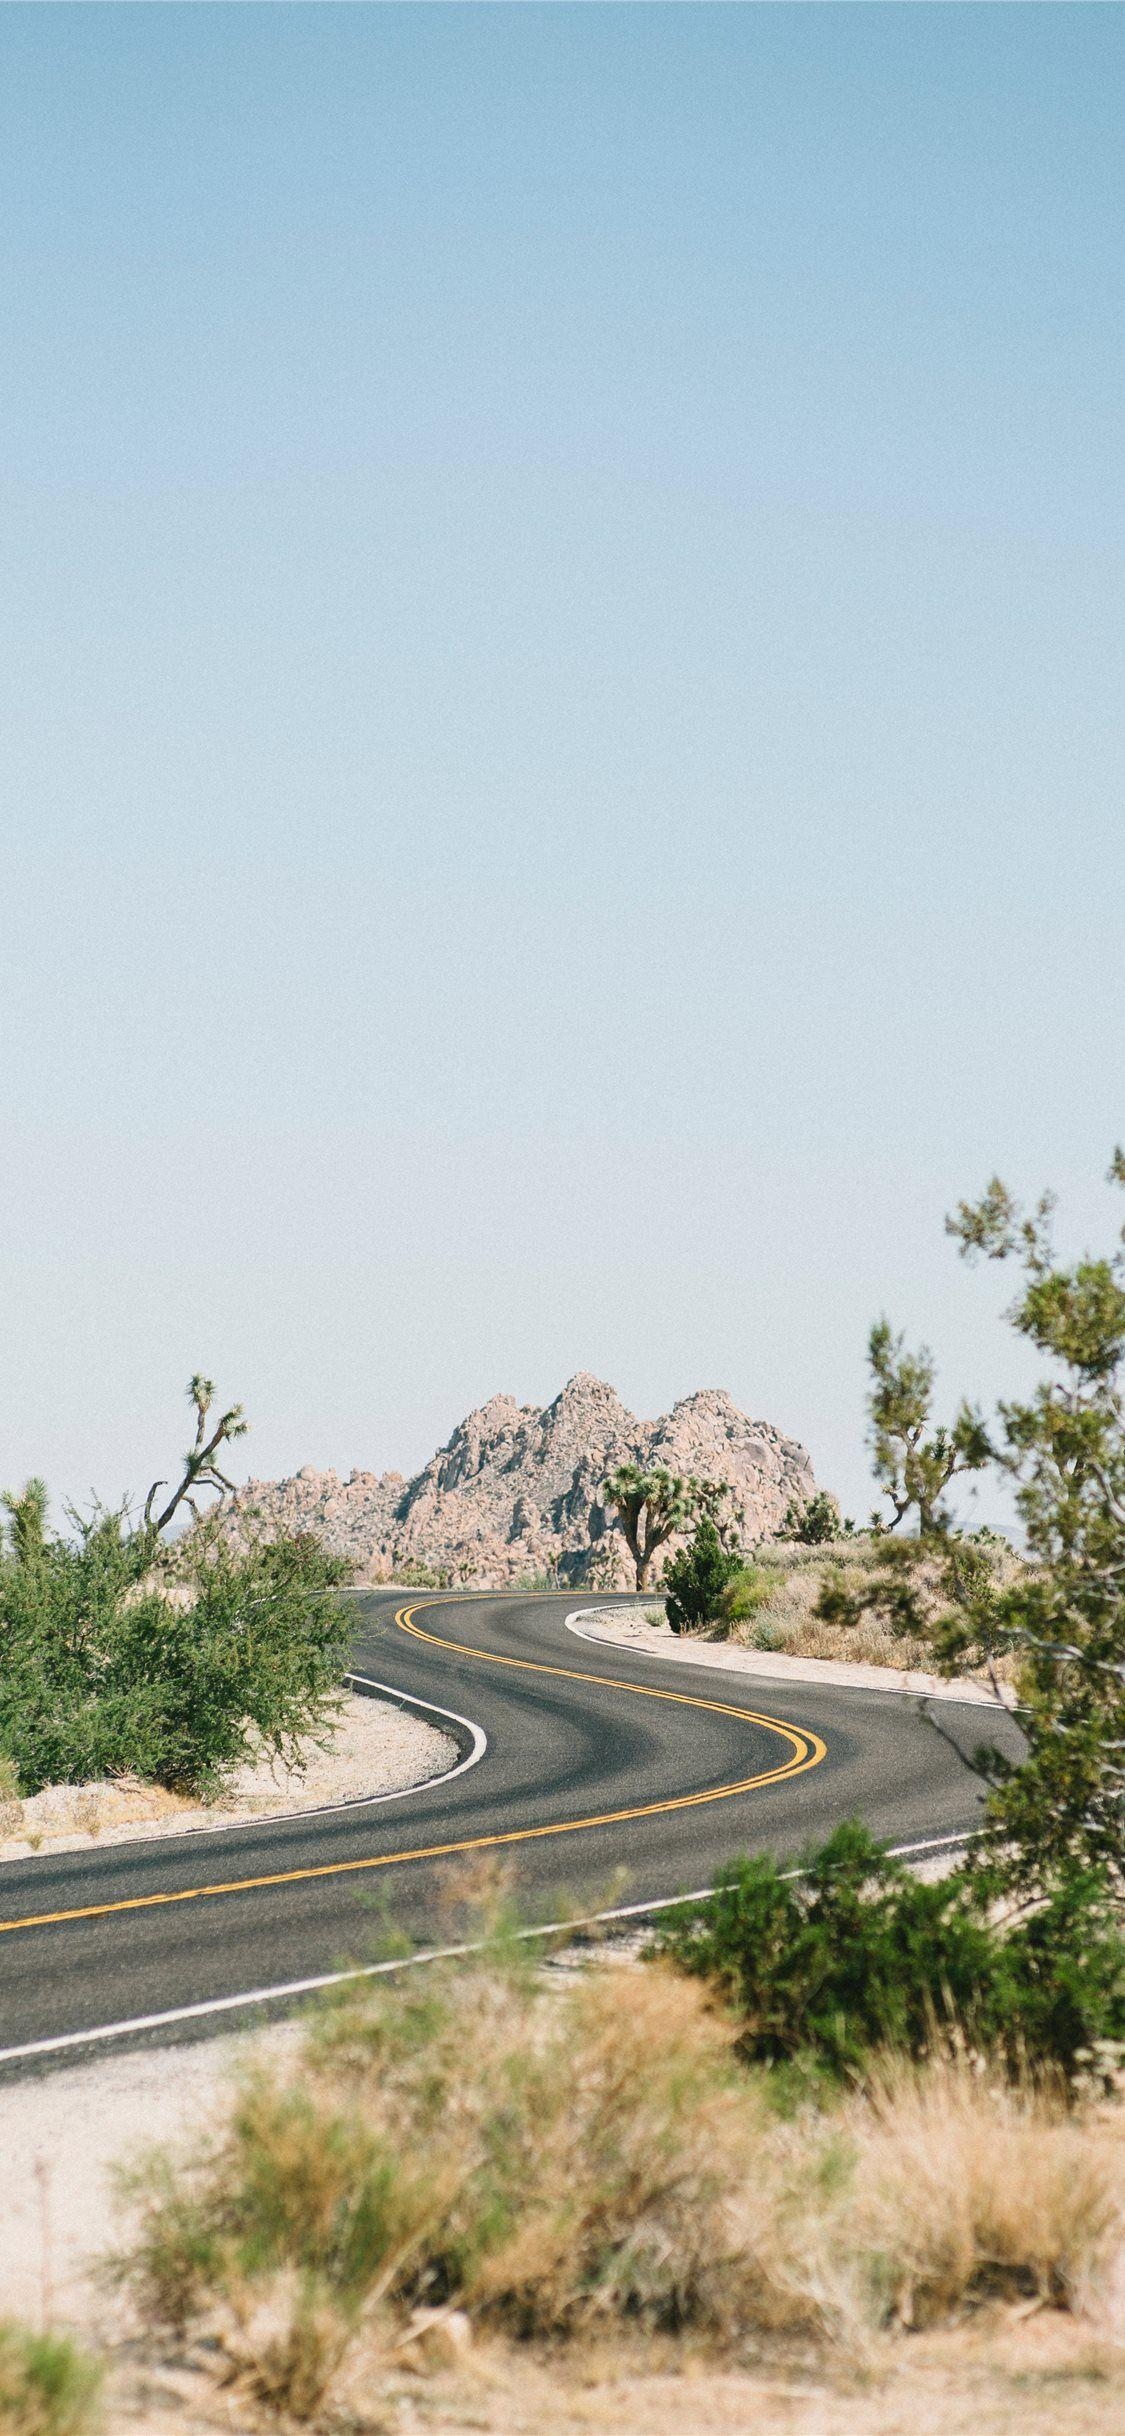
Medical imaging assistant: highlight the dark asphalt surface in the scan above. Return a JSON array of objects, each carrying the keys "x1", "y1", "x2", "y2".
[{"x1": 0, "y1": 1591, "x2": 1025, "y2": 2072}]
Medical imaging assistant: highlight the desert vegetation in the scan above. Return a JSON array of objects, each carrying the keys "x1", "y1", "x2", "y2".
[
  {"x1": 0, "y1": 1379, "x2": 349, "y2": 1801},
  {"x1": 0, "y1": 2319, "x2": 101, "y2": 2436},
  {"x1": 655, "y1": 1820, "x2": 1125, "y2": 2085},
  {"x1": 105, "y1": 1896, "x2": 1125, "y2": 2427}
]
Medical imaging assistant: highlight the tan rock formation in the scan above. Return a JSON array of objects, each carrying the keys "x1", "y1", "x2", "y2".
[{"x1": 226, "y1": 1372, "x2": 817, "y2": 1588}]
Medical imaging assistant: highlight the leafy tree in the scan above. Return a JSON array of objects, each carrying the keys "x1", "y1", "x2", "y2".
[
  {"x1": 932, "y1": 1156, "x2": 1125, "y2": 1893},
  {"x1": 662, "y1": 1517, "x2": 741, "y2": 1634},
  {"x1": 814, "y1": 1313, "x2": 995, "y2": 1645},
  {"x1": 601, "y1": 1464, "x2": 695, "y2": 1591},
  {"x1": 867, "y1": 1318, "x2": 990, "y2": 1535},
  {"x1": 0, "y1": 1381, "x2": 350, "y2": 1795},
  {"x1": 821, "y1": 1154, "x2": 1125, "y2": 1899},
  {"x1": 1, "y1": 1478, "x2": 48, "y2": 1568}
]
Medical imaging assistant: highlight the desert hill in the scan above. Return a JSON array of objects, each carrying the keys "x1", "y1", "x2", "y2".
[{"x1": 226, "y1": 1373, "x2": 817, "y2": 1588}]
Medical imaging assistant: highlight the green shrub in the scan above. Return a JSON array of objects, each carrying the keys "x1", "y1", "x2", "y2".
[
  {"x1": 0, "y1": 2321, "x2": 101, "y2": 2436},
  {"x1": 390, "y1": 1560, "x2": 450, "y2": 1589},
  {"x1": 0, "y1": 1509, "x2": 350, "y2": 1798},
  {"x1": 780, "y1": 1491, "x2": 851, "y2": 1544},
  {"x1": 719, "y1": 1565, "x2": 771, "y2": 1625},
  {"x1": 749, "y1": 1617, "x2": 786, "y2": 1651},
  {"x1": 662, "y1": 1520, "x2": 741, "y2": 1635},
  {"x1": 653, "y1": 1821, "x2": 1125, "y2": 2086}
]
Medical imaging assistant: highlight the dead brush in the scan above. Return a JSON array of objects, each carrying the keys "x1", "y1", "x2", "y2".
[
  {"x1": 733, "y1": 1538, "x2": 1022, "y2": 1685},
  {"x1": 849, "y1": 2052, "x2": 1125, "y2": 2327},
  {"x1": 112, "y1": 1956, "x2": 840, "y2": 2418},
  {"x1": 311, "y1": 1957, "x2": 836, "y2": 2339},
  {"x1": 453, "y1": 1963, "x2": 826, "y2": 2338}
]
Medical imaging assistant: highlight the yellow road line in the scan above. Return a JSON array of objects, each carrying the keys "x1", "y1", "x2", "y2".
[
  {"x1": 0, "y1": 1597, "x2": 826, "y2": 1940},
  {"x1": 395, "y1": 1597, "x2": 826, "y2": 1734}
]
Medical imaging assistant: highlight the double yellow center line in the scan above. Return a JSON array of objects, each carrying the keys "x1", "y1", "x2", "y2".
[{"x1": 0, "y1": 1599, "x2": 826, "y2": 1940}]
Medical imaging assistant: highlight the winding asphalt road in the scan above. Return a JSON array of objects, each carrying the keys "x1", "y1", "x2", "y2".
[{"x1": 0, "y1": 1591, "x2": 1024, "y2": 2073}]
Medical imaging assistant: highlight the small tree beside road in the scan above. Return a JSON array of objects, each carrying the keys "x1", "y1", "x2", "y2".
[
  {"x1": 780, "y1": 1489, "x2": 851, "y2": 1544},
  {"x1": 818, "y1": 1152, "x2": 1125, "y2": 1901},
  {"x1": 866, "y1": 1318, "x2": 990, "y2": 1536},
  {"x1": 663, "y1": 1517, "x2": 742, "y2": 1634},
  {"x1": 601, "y1": 1464, "x2": 695, "y2": 1591},
  {"x1": 0, "y1": 1378, "x2": 350, "y2": 1797}
]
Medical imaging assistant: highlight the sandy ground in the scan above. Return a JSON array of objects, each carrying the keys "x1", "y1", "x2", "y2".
[
  {"x1": 65, "y1": 2307, "x2": 1125, "y2": 2436},
  {"x1": 0, "y1": 2020, "x2": 304, "y2": 2331},
  {"x1": 570, "y1": 1603, "x2": 1017, "y2": 1709},
  {"x1": 0, "y1": 1690, "x2": 458, "y2": 1862}
]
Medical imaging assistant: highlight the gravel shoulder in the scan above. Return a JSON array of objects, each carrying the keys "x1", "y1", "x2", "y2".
[
  {"x1": 0, "y1": 2019, "x2": 302, "y2": 2333},
  {"x1": 568, "y1": 1604, "x2": 1018, "y2": 1709},
  {"x1": 0, "y1": 1691, "x2": 458, "y2": 1864}
]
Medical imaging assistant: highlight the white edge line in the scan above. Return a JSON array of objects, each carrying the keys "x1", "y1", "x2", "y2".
[
  {"x1": 563, "y1": 1607, "x2": 1019, "y2": 1713},
  {"x1": 0, "y1": 1831, "x2": 975, "y2": 2071},
  {"x1": 0, "y1": 1678, "x2": 488, "y2": 1869},
  {"x1": 344, "y1": 1675, "x2": 488, "y2": 1793}
]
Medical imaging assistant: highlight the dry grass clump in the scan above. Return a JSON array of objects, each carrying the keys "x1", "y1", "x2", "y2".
[
  {"x1": 113, "y1": 1959, "x2": 840, "y2": 2418},
  {"x1": 852, "y1": 2055, "x2": 1125, "y2": 2329},
  {"x1": 112, "y1": 1955, "x2": 1125, "y2": 2424},
  {"x1": 725, "y1": 1538, "x2": 1019, "y2": 1682},
  {"x1": 725, "y1": 1543, "x2": 932, "y2": 1668}
]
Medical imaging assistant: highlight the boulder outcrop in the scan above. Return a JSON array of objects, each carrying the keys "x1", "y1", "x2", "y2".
[{"x1": 226, "y1": 1372, "x2": 817, "y2": 1587}]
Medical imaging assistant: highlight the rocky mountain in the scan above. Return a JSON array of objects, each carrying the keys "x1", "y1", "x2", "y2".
[{"x1": 225, "y1": 1373, "x2": 817, "y2": 1588}]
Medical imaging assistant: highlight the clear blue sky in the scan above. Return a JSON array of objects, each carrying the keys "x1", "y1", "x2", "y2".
[{"x1": 3, "y1": 6, "x2": 1123, "y2": 1523}]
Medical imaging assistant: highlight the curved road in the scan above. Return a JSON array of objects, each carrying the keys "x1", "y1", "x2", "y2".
[{"x1": 0, "y1": 1591, "x2": 1023, "y2": 2071}]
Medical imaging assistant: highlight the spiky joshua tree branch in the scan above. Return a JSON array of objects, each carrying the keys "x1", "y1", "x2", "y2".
[
  {"x1": 601, "y1": 1464, "x2": 696, "y2": 1591},
  {"x1": 141, "y1": 1375, "x2": 248, "y2": 1544}
]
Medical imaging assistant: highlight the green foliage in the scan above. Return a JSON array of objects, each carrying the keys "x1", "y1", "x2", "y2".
[
  {"x1": 662, "y1": 1518, "x2": 741, "y2": 1634},
  {"x1": 719, "y1": 1563, "x2": 772, "y2": 1624},
  {"x1": 0, "y1": 1511, "x2": 350, "y2": 1796},
  {"x1": 391, "y1": 1559, "x2": 451, "y2": 1589},
  {"x1": 601, "y1": 1463, "x2": 695, "y2": 1590},
  {"x1": 654, "y1": 1822, "x2": 1125, "y2": 2085},
  {"x1": 692, "y1": 1476, "x2": 746, "y2": 1550},
  {"x1": 780, "y1": 1489, "x2": 852, "y2": 1543},
  {"x1": 944, "y1": 1162, "x2": 1125, "y2": 1887},
  {"x1": 838, "y1": 1155, "x2": 1125, "y2": 1896},
  {"x1": 0, "y1": 1378, "x2": 351, "y2": 1796},
  {"x1": 867, "y1": 1319, "x2": 990, "y2": 1536},
  {"x1": 0, "y1": 2321, "x2": 101, "y2": 2436}
]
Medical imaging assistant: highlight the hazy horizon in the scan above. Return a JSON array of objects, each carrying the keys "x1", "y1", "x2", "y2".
[{"x1": 3, "y1": 7, "x2": 1122, "y2": 1529}]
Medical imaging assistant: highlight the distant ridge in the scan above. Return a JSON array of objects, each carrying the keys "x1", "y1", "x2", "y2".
[{"x1": 226, "y1": 1373, "x2": 817, "y2": 1588}]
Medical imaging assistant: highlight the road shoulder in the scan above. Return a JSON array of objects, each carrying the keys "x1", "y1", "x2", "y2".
[{"x1": 566, "y1": 1604, "x2": 1016, "y2": 1710}]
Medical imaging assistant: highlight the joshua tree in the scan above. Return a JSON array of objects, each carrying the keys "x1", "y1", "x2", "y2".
[
  {"x1": 780, "y1": 1489, "x2": 851, "y2": 1544},
  {"x1": 693, "y1": 1475, "x2": 746, "y2": 1552},
  {"x1": 140, "y1": 1375, "x2": 248, "y2": 1545},
  {"x1": 601, "y1": 1463, "x2": 696, "y2": 1591}
]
